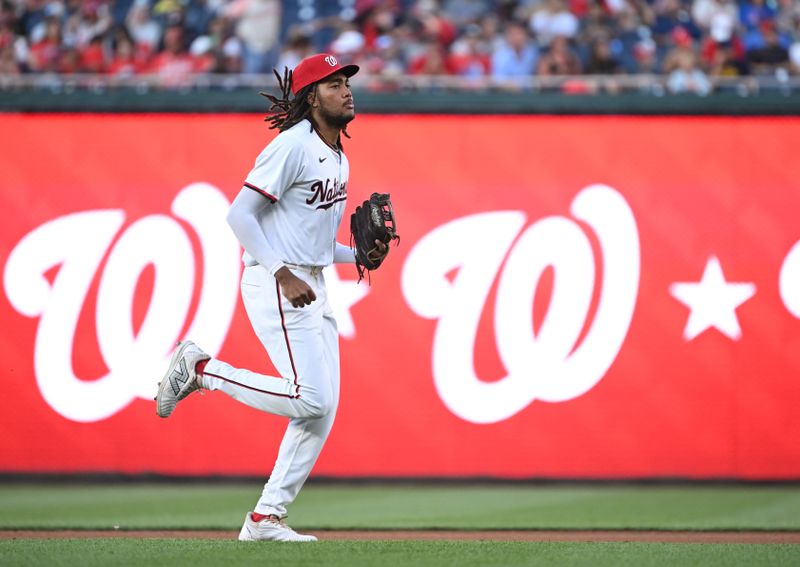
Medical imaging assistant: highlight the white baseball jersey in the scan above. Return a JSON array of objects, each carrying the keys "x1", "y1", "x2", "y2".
[{"x1": 242, "y1": 119, "x2": 349, "y2": 269}]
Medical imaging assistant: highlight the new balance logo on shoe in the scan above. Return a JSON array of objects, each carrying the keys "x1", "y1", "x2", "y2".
[
  {"x1": 169, "y1": 358, "x2": 188, "y2": 395},
  {"x1": 156, "y1": 341, "x2": 210, "y2": 418}
]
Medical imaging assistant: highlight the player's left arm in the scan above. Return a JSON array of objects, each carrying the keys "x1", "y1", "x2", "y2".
[
  {"x1": 333, "y1": 242, "x2": 356, "y2": 264},
  {"x1": 333, "y1": 240, "x2": 387, "y2": 264}
]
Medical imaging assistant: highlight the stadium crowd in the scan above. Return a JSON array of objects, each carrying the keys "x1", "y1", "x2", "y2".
[{"x1": 1, "y1": 0, "x2": 799, "y2": 92}]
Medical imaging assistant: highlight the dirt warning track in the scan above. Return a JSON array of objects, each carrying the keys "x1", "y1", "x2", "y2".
[{"x1": 1, "y1": 530, "x2": 799, "y2": 543}]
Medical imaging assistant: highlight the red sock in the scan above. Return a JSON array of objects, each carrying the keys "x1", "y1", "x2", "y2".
[
  {"x1": 195, "y1": 359, "x2": 209, "y2": 377},
  {"x1": 251, "y1": 513, "x2": 269, "y2": 522}
]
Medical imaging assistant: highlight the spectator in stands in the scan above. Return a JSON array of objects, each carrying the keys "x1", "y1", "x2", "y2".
[
  {"x1": 747, "y1": 20, "x2": 790, "y2": 75},
  {"x1": 652, "y1": 0, "x2": 702, "y2": 45},
  {"x1": 276, "y1": 29, "x2": 313, "y2": 72},
  {"x1": 477, "y1": 12, "x2": 503, "y2": 53},
  {"x1": 354, "y1": 29, "x2": 406, "y2": 90},
  {"x1": 0, "y1": 41, "x2": 19, "y2": 74},
  {"x1": 408, "y1": 0, "x2": 457, "y2": 48},
  {"x1": 70, "y1": 1, "x2": 111, "y2": 49},
  {"x1": 614, "y1": 8, "x2": 649, "y2": 73},
  {"x1": 184, "y1": 0, "x2": 216, "y2": 43},
  {"x1": 667, "y1": 48, "x2": 712, "y2": 94},
  {"x1": 204, "y1": 14, "x2": 242, "y2": 73},
  {"x1": 740, "y1": 0, "x2": 777, "y2": 40},
  {"x1": 581, "y1": 34, "x2": 625, "y2": 93},
  {"x1": 709, "y1": 39, "x2": 750, "y2": 78},
  {"x1": 578, "y1": 0, "x2": 617, "y2": 49},
  {"x1": 409, "y1": 37, "x2": 454, "y2": 75},
  {"x1": 28, "y1": 13, "x2": 61, "y2": 72},
  {"x1": 692, "y1": 0, "x2": 739, "y2": 45},
  {"x1": 448, "y1": 23, "x2": 492, "y2": 79},
  {"x1": 700, "y1": 27, "x2": 746, "y2": 69},
  {"x1": 661, "y1": 25, "x2": 696, "y2": 72},
  {"x1": 148, "y1": 23, "x2": 197, "y2": 85},
  {"x1": 329, "y1": 21, "x2": 365, "y2": 63},
  {"x1": 186, "y1": 13, "x2": 243, "y2": 75},
  {"x1": 775, "y1": 0, "x2": 800, "y2": 36},
  {"x1": 107, "y1": 26, "x2": 146, "y2": 76},
  {"x1": 528, "y1": 0, "x2": 580, "y2": 47},
  {"x1": 208, "y1": 14, "x2": 236, "y2": 49},
  {"x1": 232, "y1": 0, "x2": 281, "y2": 74},
  {"x1": 28, "y1": 1, "x2": 62, "y2": 45},
  {"x1": 58, "y1": 45, "x2": 80, "y2": 72},
  {"x1": 220, "y1": 35, "x2": 243, "y2": 73},
  {"x1": 491, "y1": 20, "x2": 538, "y2": 90},
  {"x1": 585, "y1": 37, "x2": 623, "y2": 75},
  {"x1": 537, "y1": 35, "x2": 582, "y2": 75},
  {"x1": 126, "y1": 1, "x2": 160, "y2": 54},
  {"x1": 632, "y1": 37, "x2": 659, "y2": 74},
  {"x1": 358, "y1": 2, "x2": 399, "y2": 52},
  {"x1": 78, "y1": 32, "x2": 105, "y2": 72},
  {"x1": 18, "y1": 0, "x2": 48, "y2": 41}
]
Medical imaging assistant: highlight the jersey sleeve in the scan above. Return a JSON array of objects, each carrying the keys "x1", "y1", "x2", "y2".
[
  {"x1": 227, "y1": 187, "x2": 286, "y2": 275},
  {"x1": 334, "y1": 242, "x2": 356, "y2": 264},
  {"x1": 243, "y1": 134, "x2": 305, "y2": 202}
]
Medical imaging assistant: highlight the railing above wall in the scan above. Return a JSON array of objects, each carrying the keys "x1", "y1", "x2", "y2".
[{"x1": 1, "y1": 73, "x2": 798, "y2": 114}]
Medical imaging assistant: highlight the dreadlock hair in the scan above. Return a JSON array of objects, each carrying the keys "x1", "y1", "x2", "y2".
[{"x1": 259, "y1": 67, "x2": 352, "y2": 140}]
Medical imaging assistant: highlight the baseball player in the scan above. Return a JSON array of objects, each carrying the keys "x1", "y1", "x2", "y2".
[{"x1": 155, "y1": 53, "x2": 387, "y2": 542}]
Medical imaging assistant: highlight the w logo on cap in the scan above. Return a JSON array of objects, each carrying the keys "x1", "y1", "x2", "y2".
[{"x1": 291, "y1": 53, "x2": 358, "y2": 95}]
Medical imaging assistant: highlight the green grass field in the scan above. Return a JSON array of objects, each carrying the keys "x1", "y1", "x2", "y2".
[
  {"x1": 2, "y1": 539, "x2": 799, "y2": 567},
  {"x1": 1, "y1": 483, "x2": 799, "y2": 566}
]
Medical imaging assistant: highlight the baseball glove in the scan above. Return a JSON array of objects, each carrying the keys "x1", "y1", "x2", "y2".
[{"x1": 350, "y1": 193, "x2": 399, "y2": 282}]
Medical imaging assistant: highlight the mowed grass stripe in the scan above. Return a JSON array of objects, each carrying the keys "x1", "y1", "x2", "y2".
[
  {"x1": 1, "y1": 539, "x2": 799, "y2": 567},
  {"x1": 0, "y1": 484, "x2": 798, "y2": 531}
]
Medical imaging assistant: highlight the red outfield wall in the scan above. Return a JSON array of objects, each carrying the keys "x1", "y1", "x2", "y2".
[{"x1": 1, "y1": 114, "x2": 799, "y2": 479}]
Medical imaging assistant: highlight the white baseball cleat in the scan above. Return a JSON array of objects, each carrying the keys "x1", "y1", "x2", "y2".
[
  {"x1": 155, "y1": 341, "x2": 210, "y2": 418},
  {"x1": 238, "y1": 512, "x2": 318, "y2": 542}
]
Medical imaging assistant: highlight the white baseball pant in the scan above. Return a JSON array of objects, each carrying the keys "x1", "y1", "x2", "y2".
[{"x1": 200, "y1": 263, "x2": 340, "y2": 518}]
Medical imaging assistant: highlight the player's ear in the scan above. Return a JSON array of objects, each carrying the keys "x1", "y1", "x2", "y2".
[{"x1": 307, "y1": 85, "x2": 318, "y2": 107}]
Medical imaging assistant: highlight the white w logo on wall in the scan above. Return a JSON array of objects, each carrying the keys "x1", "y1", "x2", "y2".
[
  {"x1": 402, "y1": 185, "x2": 641, "y2": 424},
  {"x1": 3, "y1": 183, "x2": 241, "y2": 423}
]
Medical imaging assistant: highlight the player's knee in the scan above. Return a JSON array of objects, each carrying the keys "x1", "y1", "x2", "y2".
[
  {"x1": 310, "y1": 397, "x2": 334, "y2": 418},
  {"x1": 299, "y1": 404, "x2": 328, "y2": 419},
  {"x1": 298, "y1": 391, "x2": 333, "y2": 419}
]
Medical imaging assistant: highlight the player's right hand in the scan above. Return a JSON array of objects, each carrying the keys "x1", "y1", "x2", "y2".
[{"x1": 275, "y1": 266, "x2": 317, "y2": 308}]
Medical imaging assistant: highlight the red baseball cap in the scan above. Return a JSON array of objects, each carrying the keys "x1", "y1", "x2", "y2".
[{"x1": 291, "y1": 53, "x2": 359, "y2": 95}]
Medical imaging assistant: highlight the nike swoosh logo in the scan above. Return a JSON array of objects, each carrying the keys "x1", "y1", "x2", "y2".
[{"x1": 319, "y1": 157, "x2": 327, "y2": 163}]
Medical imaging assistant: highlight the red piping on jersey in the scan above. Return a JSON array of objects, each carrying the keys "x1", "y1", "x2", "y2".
[
  {"x1": 204, "y1": 371, "x2": 298, "y2": 399},
  {"x1": 276, "y1": 280, "x2": 300, "y2": 396},
  {"x1": 244, "y1": 182, "x2": 278, "y2": 202}
]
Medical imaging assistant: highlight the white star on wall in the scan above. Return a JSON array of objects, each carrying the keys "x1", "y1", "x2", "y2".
[
  {"x1": 669, "y1": 256, "x2": 756, "y2": 341},
  {"x1": 323, "y1": 265, "x2": 369, "y2": 339}
]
